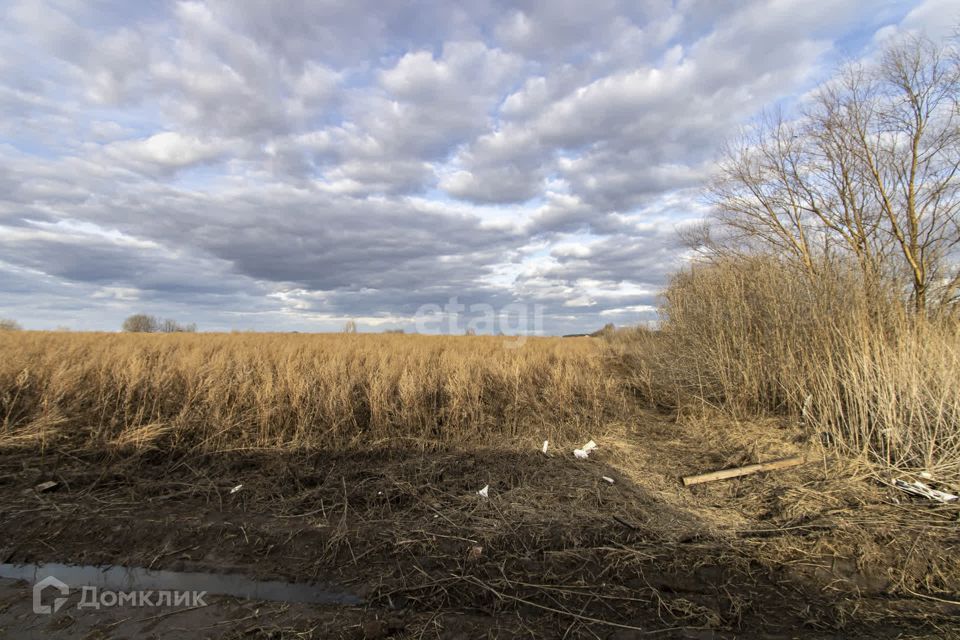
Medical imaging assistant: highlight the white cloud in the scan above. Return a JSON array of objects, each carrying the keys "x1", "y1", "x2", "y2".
[
  {"x1": 104, "y1": 132, "x2": 237, "y2": 173},
  {"x1": 0, "y1": 0, "x2": 945, "y2": 332},
  {"x1": 875, "y1": 0, "x2": 960, "y2": 41}
]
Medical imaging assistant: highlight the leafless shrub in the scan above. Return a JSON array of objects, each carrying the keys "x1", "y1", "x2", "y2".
[
  {"x1": 122, "y1": 314, "x2": 158, "y2": 333},
  {"x1": 611, "y1": 256, "x2": 960, "y2": 480}
]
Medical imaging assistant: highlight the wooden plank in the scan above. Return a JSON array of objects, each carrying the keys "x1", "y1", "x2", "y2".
[
  {"x1": 682, "y1": 456, "x2": 805, "y2": 486},
  {"x1": 33, "y1": 480, "x2": 60, "y2": 493}
]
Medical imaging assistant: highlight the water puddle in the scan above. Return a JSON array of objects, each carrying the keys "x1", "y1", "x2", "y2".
[{"x1": 0, "y1": 563, "x2": 363, "y2": 605}]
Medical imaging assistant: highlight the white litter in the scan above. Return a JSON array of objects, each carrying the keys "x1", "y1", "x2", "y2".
[
  {"x1": 229, "y1": 484, "x2": 243, "y2": 494},
  {"x1": 34, "y1": 481, "x2": 60, "y2": 493},
  {"x1": 477, "y1": 485, "x2": 489, "y2": 498},
  {"x1": 542, "y1": 440, "x2": 549, "y2": 454},
  {"x1": 602, "y1": 476, "x2": 615, "y2": 484},
  {"x1": 893, "y1": 479, "x2": 958, "y2": 503},
  {"x1": 573, "y1": 439, "x2": 598, "y2": 459},
  {"x1": 801, "y1": 394, "x2": 813, "y2": 421}
]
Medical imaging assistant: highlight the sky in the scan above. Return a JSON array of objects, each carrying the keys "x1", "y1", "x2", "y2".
[{"x1": 0, "y1": 0, "x2": 957, "y2": 333}]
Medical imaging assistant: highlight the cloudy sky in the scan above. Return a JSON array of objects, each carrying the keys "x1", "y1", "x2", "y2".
[{"x1": 0, "y1": 0, "x2": 956, "y2": 333}]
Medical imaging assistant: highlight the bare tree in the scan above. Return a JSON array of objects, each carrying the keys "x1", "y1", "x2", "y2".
[
  {"x1": 122, "y1": 314, "x2": 158, "y2": 332},
  {"x1": 708, "y1": 34, "x2": 960, "y2": 312},
  {"x1": 708, "y1": 115, "x2": 821, "y2": 275},
  {"x1": 158, "y1": 318, "x2": 197, "y2": 333},
  {"x1": 342, "y1": 319, "x2": 358, "y2": 334},
  {"x1": 0, "y1": 318, "x2": 21, "y2": 331}
]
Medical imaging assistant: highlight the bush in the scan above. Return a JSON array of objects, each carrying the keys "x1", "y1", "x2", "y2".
[
  {"x1": 0, "y1": 319, "x2": 21, "y2": 331},
  {"x1": 122, "y1": 314, "x2": 158, "y2": 333},
  {"x1": 611, "y1": 256, "x2": 960, "y2": 479}
]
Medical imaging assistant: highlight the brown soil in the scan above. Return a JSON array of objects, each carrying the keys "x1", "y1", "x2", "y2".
[{"x1": 1, "y1": 411, "x2": 958, "y2": 639}]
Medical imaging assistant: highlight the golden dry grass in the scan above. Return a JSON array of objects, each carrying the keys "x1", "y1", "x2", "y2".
[
  {"x1": 607, "y1": 256, "x2": 960, "y2": 482},
  {"x1": 0, "y1": 332, "x2": 631, "y2": 452},
  {"x1": 4, "y1": 257, "x2": 958, "y2": 486}
]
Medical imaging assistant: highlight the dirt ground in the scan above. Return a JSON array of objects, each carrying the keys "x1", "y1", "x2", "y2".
[{"x1": 1, "y1": 411, "x2": 958, "y2": 639}]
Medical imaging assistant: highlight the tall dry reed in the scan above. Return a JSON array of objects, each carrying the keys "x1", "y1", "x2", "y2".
[
  {"x1": 608, "y1": 256, "x2": 960, "y2": 480},
  {"x1": 0, "y1": 333, "x2": 628, "y2": 452}
]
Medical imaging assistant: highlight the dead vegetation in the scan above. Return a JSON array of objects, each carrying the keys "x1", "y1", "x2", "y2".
[
  {"x1": 0, "y1": 322, "x2": 958, "y2": 636},
  {"x1": 606, "y1": 257, "x2": 960, "y2": 484},
  {"x1": 0, "y1": 332, "x2": 629, "y2": 453},
  {"x1": 2, "y1": 411, "x2": 957, "y2": 639}
]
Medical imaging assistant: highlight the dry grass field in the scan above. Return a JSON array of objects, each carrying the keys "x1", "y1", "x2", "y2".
[
  {"x1": 0, "y1": 332, "x2": 629, "y2": 453},
  {"x1": 1, "y1": 302, "x2": 959, "y2": 638}
]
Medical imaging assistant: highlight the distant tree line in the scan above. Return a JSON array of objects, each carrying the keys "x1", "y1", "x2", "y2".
[{"x1": 122, "y1": 314, "x2": 197, "y2": 333}]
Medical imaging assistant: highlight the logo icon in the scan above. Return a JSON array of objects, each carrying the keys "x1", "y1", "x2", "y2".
[{"x1": 33, "y1": 576, "x2": 69, "y2": 614}]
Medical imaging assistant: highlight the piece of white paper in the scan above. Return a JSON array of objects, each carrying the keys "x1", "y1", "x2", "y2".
[{"x1": 893, "y1": 479, "x2": 958, "y2": 503}]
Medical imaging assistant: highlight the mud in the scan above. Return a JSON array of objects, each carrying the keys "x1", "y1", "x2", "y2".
[{"x1": 0, "y1": 413, "x2": 957, "y2": 639}]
